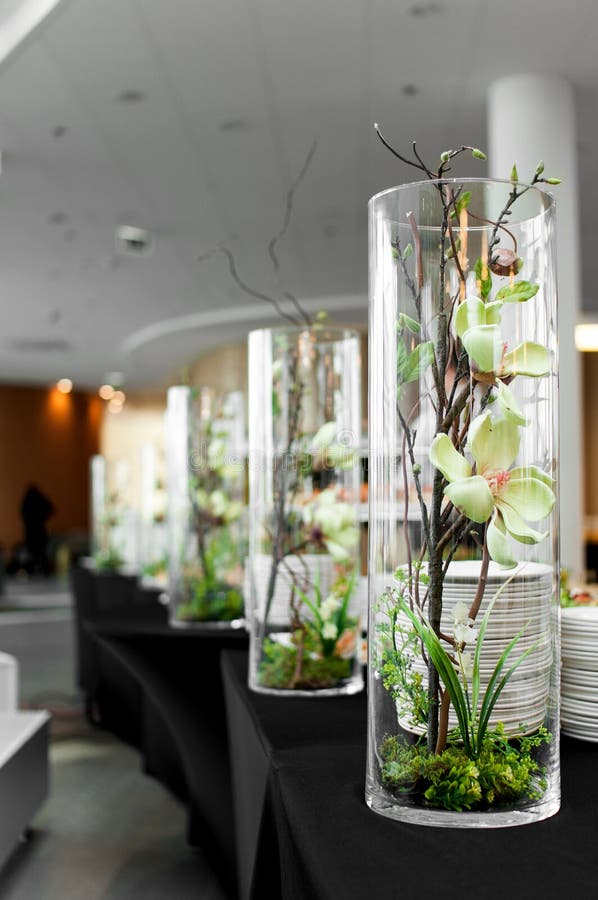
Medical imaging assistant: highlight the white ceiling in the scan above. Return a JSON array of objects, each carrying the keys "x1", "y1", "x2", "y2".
[{"x1": 0, "y1": 0, "x2": 596, "y2": 388}]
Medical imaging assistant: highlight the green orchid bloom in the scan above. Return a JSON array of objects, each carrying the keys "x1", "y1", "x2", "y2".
[
  {"x1": 430, "y1": 412, "x2": 555, "y2": 567},
  {"x1": 311, "y1": 421, "x2": 357, "y2": 469},
  {"x1": 455, "y1": 294, "x2": 551, "y2": 381},
  {"x1": 303, "y1": 488, "x2": 360, "y2": 562}
]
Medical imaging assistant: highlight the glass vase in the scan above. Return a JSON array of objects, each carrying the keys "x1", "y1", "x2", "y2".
[
  {"x1": 138, "y1": 442, "x2": 169, "y2": 587},
  {"x1": 90, "y1": 454, "x2": 138, "y2": 572},
  {"x1": 367, "y1": 179, "x2": 559, "y2": 826},
  {"x1": 248, "y1": 326, "x2": 364, "y2": 696},
  {"x1": 166, "y1": 385, "x2": 246, "y2": 628}
]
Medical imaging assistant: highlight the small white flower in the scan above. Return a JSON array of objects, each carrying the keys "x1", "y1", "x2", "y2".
[
  {"x1": 460, "y1": 651, "x2": 474, "y2": 680},
  {"x1": 453, "y1": 622, "x2": 479, "y2": 648},
  {"x1": 320, "y1": 595, "x2": 341, "y2": 620},
  {"x1": 452, "y1": 601, "x2": 471, "y2": 626},
  {"x1": 322, "y1": 622, "x2": 338, "y2": 641}
]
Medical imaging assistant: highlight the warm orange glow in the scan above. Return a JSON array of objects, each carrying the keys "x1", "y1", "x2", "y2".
[
  {"x1": 47, "y1": 386, "x2": 72, "y2": 419},
  {"x1": 479, "y1": 230, "x2": 488, "y2": 291},
  {"x1": 56, "y1": 378, "x2": 73, "y2": 394},
  {"x1": 99, "y1": 384, "x2": 114, "y2": 400},
  {"x1": 458, "y1": 207, "x2": 468, "y2": 298}
]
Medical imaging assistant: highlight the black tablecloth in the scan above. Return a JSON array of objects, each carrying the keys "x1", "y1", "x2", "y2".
[
  {"x1": 221, "y1": 649, "x2": 598, "y2": 900},
  {"x1": 87, "y1": 620, "x2": 248, "y2": 896}
]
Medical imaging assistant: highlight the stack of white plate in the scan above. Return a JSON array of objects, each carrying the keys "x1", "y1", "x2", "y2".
[
  {"x1": 397, "y1": 560, "x2": 555, "y2": 736},
  {"x1": 561, "y1": 606, "x2": 598, "y2": 742}
]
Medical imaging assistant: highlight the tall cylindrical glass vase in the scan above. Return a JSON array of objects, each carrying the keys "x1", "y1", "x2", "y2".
[
  {"x1": 367, "y1": 179, "x2": 559, "y2": 826},
  {"x1": 248, "y1": 326, "x2": 364, "y2": 695},
  {"x1": 167, "y1": 385, "x2": 246, "y2": 627}
]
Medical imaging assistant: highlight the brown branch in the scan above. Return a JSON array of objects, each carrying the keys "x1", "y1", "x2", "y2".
[
  {"x1": 199, "y1": 245, "x2": 300, "y2": 325},
  {"x1": 468, "y1": 528, "x2": 490, "y2": 621}
]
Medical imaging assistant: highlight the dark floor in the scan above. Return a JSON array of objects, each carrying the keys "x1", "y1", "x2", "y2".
[{"x1": 0, "y1": 578, "x2": 230, "y2": 899}]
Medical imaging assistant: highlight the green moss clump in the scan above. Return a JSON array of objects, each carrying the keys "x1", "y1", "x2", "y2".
[
  {"x1": 94, "y1": 547, "x2": 125, "y2": 572},
  {"x1": 258, "y1": 629, "x2": 353, "y2": 690},
  {"x1": 379, "y1": 727, "x2": 550, "y2": 812},
  {"x1": 176, "y1": 582, "x2": 243, "y2": 623}
]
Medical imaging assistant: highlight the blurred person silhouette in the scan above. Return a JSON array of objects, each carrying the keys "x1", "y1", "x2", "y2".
[{"x1": 20, "y1": 484, "x2": 54, "y2": 575}]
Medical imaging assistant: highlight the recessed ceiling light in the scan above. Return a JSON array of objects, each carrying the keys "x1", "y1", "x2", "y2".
[
  {"x1": 407, "y1": 2, "x2": 445, "y2": 17},
  {"x1": 10, "y1": 338, "x2": 70, "y2": 353},
  {"x1": 218, "y1": 117, "x2": 252, "y2": 133},
  {"x1": 48, "y1": 212, "x2": 68, "y2": 225},
  {"x1": 401, "y1": 84, "x2": 419, "y2": 96},
  {"x1": 116, "y1": 224, "x2": 153, "y2": 256},
  {"x1": 116, "y1": 89, "x2": 146, "y2": 104},
  {"x1": 56, "y1": 378, "x2": 72, "y2": 394}
]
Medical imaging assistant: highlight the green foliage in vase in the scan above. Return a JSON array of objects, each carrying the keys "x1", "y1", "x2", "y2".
[
  {"x1": 379, "y1": 726, "x2": 550, "y2": 812},
  {"x1": 374, "y1": 125, "x2": 561, "y2": 759},
  {"x1": 177, "y1": 524, "x2": 244, "y2": 622},
  {"x1": 177, "y1": 582, "x2": 243, "y2": 623},
  {"x1": 181, "y1": 393, "x2": 246, "y2": 623},
  {"x1": 257, "y1": 572, "x2": 359, "y2": 689},
  {"x1": 94, "y1": 545, "x2": 125, "y2": 572},
  {"x1": 257, "y1": 623, "x2": 356, "y2": 690}
]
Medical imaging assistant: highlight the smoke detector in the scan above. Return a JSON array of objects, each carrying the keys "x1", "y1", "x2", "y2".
[{"x1": 115, "y1": 225, "x2": 154, "y2": 257}]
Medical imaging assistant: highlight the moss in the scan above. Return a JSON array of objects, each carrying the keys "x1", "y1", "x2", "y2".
[
  {"x1": 257, "y1": 629, "x2": 353, "y2": 690},
  {"x1": 379, "y1": 728, "x2": 550, "y2": 812},
  {"x1": 176, "y1": 582, "x2": 243, "y2": 622}
]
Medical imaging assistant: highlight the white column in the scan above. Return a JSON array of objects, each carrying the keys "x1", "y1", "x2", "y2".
[{"x1": 488, "y1": 73, "x2": 583, "y2": 576}]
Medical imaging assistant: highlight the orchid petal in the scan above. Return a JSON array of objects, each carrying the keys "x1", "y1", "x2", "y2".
[
  {"x1": 485, "y1": 300, "x2": 504, "y2": 326},
  {"x1": 463, "y1": 325, "x2": 503, "y2": 373},
  {"x1": 487, "y1": 510, "x2": 517, "y2": 568},
  {"x1": 326, "y1": 444, "x2": 357, "y2": 469},
  {"x1": 495, "y1": 500, "x2": 548, "y2": 545},
  {"x1": 455, "y1": 296, "x2": 485, "y2": 339},
  {"x1": 469, "y1": 412, "x2": 520, "y2": 473},
  {"x1": 499, "y1": 476, "x2": 556, "y2": 521},
  {"x1": 312, "y1": 421, "x2": 338, "y2": 450},
  {"x1": 496, "y1": 382, "x2": 526, "y2": 426},
  {"x1": 445, "y1": 476, "x2": 494, "y2": 524},
  {"x1": 323, "y1": 539, "x2": 351, "y2": 562},
  {"x1": 510, "y1": 465, "x2": 554, "y2": 488},
  {"x1": 501, "y1": 342, "x2": 550, "y2": 378},
  {"x1": 430, "y1": 433, "x2": 472, "y2": 483}
]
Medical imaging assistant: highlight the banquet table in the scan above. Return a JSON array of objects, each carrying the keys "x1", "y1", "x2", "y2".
[
  {"x1": 86, "y1": 620, "x2": 248, "y2": 895},
  {"x1": 221, "y1": 649, "x2": 598, "y2": 900}
]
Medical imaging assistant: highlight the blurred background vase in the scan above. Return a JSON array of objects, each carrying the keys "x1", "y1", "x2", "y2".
[
  {"x1": 247, "y1": 325, "x2": 364, "y2": 695},
  {"x1": 166, "y1": 385, "x2": 246, "y2": 628},
  {"x1": 367, "y1": 178, "x2": 560, "y2": 826},
  {"x1": 90, "y1": 454, "x2": 138, "y2": 573}
]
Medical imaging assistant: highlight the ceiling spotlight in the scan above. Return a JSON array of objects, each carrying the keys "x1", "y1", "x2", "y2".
[
  {"x1": 116, "y1": 89, "x2": 146, "y2": 104},
  {"x1": 56, "y1": 378, "x2": 72, "y2": 394},
  {"x1": 116, "y1": 224, "x2": 153, "y2": 257},
  {"x1": 108, "y1": 399, "x2": 124, "y2": 414},
  {"x1": 218, "y1": 117, "x2": 252, "y2": 133},
  {"x1": 407, "y1": 2, "x2": 445, "y2": 16},
  {"x1": 99, "y1": 384, "x2": 115, "y2": 400},
  {"x1": 111, "y1": 390, "x2": 126, "y2": 405}
]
